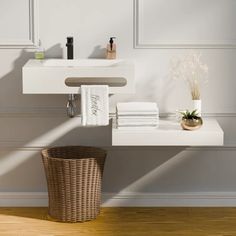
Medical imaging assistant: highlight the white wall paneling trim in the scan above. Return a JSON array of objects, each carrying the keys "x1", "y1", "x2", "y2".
[
  {"x1": 0, "y1": 107, "x2": 66, "y2": 118},
  {"x1": 0, "y1": 146, "x2": 236, "y2": 151},
  {"x1": 134, "y1": 0, "x2": 236, "y2": 49},
  {"x1": 0, "y1": 0, "x2": 39, "y2": 48},
  {"x1": 102, "y1": 192, "x2": 236, "y2": 207},
  {"x1": 2, "y1": 192, "x2": 236, "y2": 207},
  {"x1": 0, "y1": 192, "x2": 47, "y2": 207},
  {"x1": 1, "y1": 107, "x2": 236, "y2": 118}
]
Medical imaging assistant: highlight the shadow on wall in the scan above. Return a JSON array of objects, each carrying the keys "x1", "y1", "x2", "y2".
[
  {"x1": 88, "y1": 45, "x2": 106, "y2": 59},
  {"x1": 45, "y1": 43, "x2": 63, "y2": 59},
  {"x1": 102, "y1": 147, "x2": 187, "y2": 194},
  {"x1": 0, "y1": 118, "x2": 112, "y2": 191},
  {"x1": 0, "y1": 44, "x2": 65, "y2": 110},
  {"x1": 0, "y1": 143, "x2": 188, "y2": 204},
  {"x1": 0, "y1": 150, "x2": 47, "y2": 192}
]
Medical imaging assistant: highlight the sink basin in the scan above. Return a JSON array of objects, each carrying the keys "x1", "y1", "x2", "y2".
[
  {"x1": 22, "y1": 59, "x2": 135, "y2": 94},
  {"x1": 43, "y1": 59, "x2": 124, "y2": 67}
]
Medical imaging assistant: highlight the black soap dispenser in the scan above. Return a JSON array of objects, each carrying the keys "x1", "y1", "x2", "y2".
[{"x1": 106, "y1": 37, "x2": 116, "y2": 59}]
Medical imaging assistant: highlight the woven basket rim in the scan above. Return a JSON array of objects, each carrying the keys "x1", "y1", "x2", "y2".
[
  {"x1": 42, "y1": 145, "x2": 107, "y2": 153},
  {"x1": 41, "y1": 145, "x2": 107, "y2": 161},
  {"x1": 42, "y1": 156, "x2": 106, "y2": 161}
]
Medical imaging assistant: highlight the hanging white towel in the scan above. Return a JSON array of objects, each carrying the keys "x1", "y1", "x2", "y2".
[{"x1": 81, "y1": 85, "x2": 109, "y2": 126}]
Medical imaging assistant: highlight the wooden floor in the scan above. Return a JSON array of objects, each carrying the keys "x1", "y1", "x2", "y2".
[{"x1": 0, "y1": 208, "x2": 236, "y2": 236}]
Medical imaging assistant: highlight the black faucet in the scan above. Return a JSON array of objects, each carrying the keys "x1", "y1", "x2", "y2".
[{"x1": 66, "y1": 37, "x2": 74, "y2": 59}]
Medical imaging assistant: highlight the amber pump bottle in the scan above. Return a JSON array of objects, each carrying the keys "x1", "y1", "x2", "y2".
[{"x1": 106, "y1": 37, "x2": 116, "y2": 59}]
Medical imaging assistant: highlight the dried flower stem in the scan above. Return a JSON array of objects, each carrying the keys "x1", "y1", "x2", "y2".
[{"x1": 170, "y1": 51, "x2": 208, "y2": 100}]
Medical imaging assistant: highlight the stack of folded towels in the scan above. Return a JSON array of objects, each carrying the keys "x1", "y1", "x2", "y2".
[{"x1": 116, "y1": 102, "x2": 159, "y2": 129}]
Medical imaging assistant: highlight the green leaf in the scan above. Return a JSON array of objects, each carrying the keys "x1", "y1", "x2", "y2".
[{"x1": 180, "y1": 109, "x2": 201, "y2": 119}]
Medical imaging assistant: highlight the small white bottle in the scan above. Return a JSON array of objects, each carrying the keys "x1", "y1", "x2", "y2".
[{"x1": 35, "y1": 40, "x2": 45, "y2": 60}]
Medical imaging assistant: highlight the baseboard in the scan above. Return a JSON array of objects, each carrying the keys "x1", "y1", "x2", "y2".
[
  {"x1": 1, "y1": 192, "x2": 236, "y2": 207},
  {"x1": 102, "y1": 192, "x2": 236, "y2": 207},
  {"x1": 0, "y1": 192, "x2": 48, "y2": 207}
]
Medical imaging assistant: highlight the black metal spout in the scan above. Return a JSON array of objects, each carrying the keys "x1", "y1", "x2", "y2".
[{"x1": 66, "y1": 37, "x2": 74, "y2": 59}]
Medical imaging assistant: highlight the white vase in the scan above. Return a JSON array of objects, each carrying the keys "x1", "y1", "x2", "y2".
[{"x1": 193, "y1": 99, "x2": 202, "y2": 116}]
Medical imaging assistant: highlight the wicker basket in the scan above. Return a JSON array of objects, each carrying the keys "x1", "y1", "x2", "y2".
[{"x1": 41, "y1": 146, "x2": 107, "y2": 223}]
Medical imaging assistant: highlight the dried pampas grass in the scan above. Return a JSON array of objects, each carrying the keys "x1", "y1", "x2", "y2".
[{"x1": 170, "y1": 51, "x2": 208, "y2": 100}]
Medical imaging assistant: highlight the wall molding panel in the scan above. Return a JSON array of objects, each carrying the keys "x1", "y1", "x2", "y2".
[
  {"x1": 0, "y1": 142, "x2": 236, "y2": 150},
  {"x1": 0, "y1": 107, "x2": 66, "y2": 118},
  {"x1": 1, "y1": 107, "x2": 236, "y2": 118},
  {"x1": 0, "y1": 0, "x2": 38, "y2": 48},
  {"x1": 134, "y1": 0, "x2": 236, "y2": 49},
  {"x1": 2, "y1": 192, "x2": 236, "y2": 207}
]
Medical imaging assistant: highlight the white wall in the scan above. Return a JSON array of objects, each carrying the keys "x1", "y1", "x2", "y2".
[{"x1": 0, "y1": 0, "x2": 236, "y2": 206}]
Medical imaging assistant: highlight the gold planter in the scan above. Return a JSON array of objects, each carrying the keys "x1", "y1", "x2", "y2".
[{"x1": 181, "y1": 118, "x2": 203, "y2": 131}]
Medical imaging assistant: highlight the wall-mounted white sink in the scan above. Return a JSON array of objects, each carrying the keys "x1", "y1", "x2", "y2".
[{"x1": 22, "y1": 59, "x2": 135, "y2": 94}]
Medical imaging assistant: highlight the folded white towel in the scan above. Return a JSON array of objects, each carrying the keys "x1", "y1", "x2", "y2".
[
  {"x1": 117, "y1": 112, "x2": 159, "y2": 116},
  {"x1": 117, "y1": 119, "x2": 159, "y2": 125},
  {"x1": 117, "y1": 125, "x2": 158, "y2": 130},
  {"x1": 81, "y1": 85, "x2": 109, "y2": 126},
  {"x1": 117, "y1": 116, "x2": 159, "y2": 121},
  {"x1": 118, "y1": 123, "x2": 158, "y2": 128},
  {"x1": 117, "y1": 102, "x2": 159, "y2": 113}
]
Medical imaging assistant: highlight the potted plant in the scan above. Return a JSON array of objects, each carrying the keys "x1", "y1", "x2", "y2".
[
  {"x1": 170, "y1": 51, "x2": 208, "y2": 116},
  {"x1": 180, "y1": 110, "x2": 203, "y2": 131}
]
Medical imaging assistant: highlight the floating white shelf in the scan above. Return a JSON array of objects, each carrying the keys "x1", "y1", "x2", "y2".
[{"x1": 112, "y1": 119, "x2": 224, "y2": 146}]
